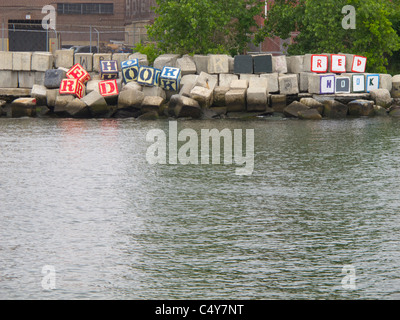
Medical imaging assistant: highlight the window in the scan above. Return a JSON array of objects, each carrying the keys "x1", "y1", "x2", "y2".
[{"x1": 57, "y1": 3, "x2": 114, "y2": 15}]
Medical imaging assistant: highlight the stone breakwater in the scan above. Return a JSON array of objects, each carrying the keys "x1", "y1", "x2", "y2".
[{"x1": 1, "y1": 50, "x2": 400, "y2": 119}]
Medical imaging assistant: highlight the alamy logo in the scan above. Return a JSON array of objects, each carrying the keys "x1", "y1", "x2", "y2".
[
  {"x1": 41, "y1": 265, "x2": 56, "y2": 290},
  {"x1": 342, "y1": 5, "x2": 356, "y2": 30},
  {"x1": 146, "y1": 122, "x2": 255, "y2": 176},
  {"x1": 42, "y1": 5, "x2": 56, "y2": 30},
  {"x1": 341, "y1": 265, "x2": 357, "y2": 290}
]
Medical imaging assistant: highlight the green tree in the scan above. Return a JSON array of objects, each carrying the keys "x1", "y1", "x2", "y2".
[
  {"x1": 255, "y1": 0, "x2": 400, "y2": 73},
  {"x1": 147, "y1": 0, "x2": 264, "y2": 56}
]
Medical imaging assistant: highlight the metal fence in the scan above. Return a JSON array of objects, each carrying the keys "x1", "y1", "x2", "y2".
[{"x1": 1, "y1": 22, "x2": 149, "y2": 53}]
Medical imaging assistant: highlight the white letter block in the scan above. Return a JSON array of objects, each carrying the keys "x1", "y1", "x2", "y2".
[
  {"x1": 366, "y1": 74, "x2": 379, "y2": 92},
  {"x1": 351, "y1": 56, "x2": 367, "y2": 73},
  {"x1": 352, "y1": 74, "x2": 365, "y2": 93},
  {"x1": 311, "y1": 55, "x2": 328, "y2": 73},
  {"x1": 320, "y1": 75, "x2": 335, "y2": 94},
  {"x1": 331, "y1": 54, "x2": 346, "y2": 73},
  {"x1": 335, "y1": 77, "x2": 350, "y2": 93}
]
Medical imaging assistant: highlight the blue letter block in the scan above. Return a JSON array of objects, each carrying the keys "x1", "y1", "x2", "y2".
[
  {"x1": 160, "y1": 67, "x2": 181, "y2": 91},
  {"x1": 100, "y1": 60, "x2": 119, "y2": 80},
  {"x1": 121, "y1": 59, "x2": 139, "y2": 84},
  {"x1": 137, "y1": 66, "x2": 160, "y2": 87}
]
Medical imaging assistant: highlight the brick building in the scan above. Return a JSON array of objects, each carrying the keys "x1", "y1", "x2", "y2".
[{"x1": 0, "y1": 0, "x2": 129, "y2": 52}]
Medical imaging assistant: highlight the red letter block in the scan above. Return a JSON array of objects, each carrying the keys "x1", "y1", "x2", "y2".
[
  {"x1": 99, "y1": 79, "x2": 119, "y2": 97},
  {"x1": 351, "y1": 55, "x2": 367, "y2": 73},
  {"x1": 59, "y1": 79, "x2": 85, "y2": 99},
  {"x1": 66, "y1": 63, "x2": 91, "y2": 83},
  {"x1": 311, "y1": 55, "x2": 328, "y2": 73},
  {"x1": 330, "y1": 54, "x2": 346, "y2": 73}
]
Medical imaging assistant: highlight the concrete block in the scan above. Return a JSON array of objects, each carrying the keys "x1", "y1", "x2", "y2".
[
  {"x1": 195, "y1": 72, "x2": 218, "y2": 91},
  {"x1": 234, "y1": 55, "x2": 253, "y2": 74},
  {"x1": 81, "y1": 90, "x2": 110, "y2": 117},
  {"x1": 112, "y1": 53, "x2": 130, "y2": 70},
  {"x1": 86, "y1": 80, "x2": 102, "y2": 93},
  {"x1": 213, "y1": 86, "x2": 230, "y2": 107},
  {"x1": 142, "y1": 86, "x2": 167, "y2": 100},
  {"x1": 303, "y1": 54, "x2": 313, "y2": 72},
  {"x1": 44, "y1": 69, "x2": 66, "y2": 89},
  {"x1": 379, "y1": 74, "x2": 393, "y2": 92},
  {"x1": 391, "y1": 75, "x2": 400, "y2": 98},
  {"x1": 352, "y1": 55, "x2": 367, "y2": 73},
  {"x1": 286, "y1": 55, "x2": 304, "y2": 74},
  {"x1": 279, "y1": 74, "x2": 299, "y2": 95},
  {"x1": 366, "y1": 74, "x2": 380, "y2": 92},
  {"x1": 117, "y1": 89, "x2": 144, "y2": 109},
  {"x1": 249, "y1": 77, "x2": 268, "y2": 90},
  {"x1": 230, "y1": 79, "x2": 248, "y2": 90},
  {"x1": 0, "y1": 51, "x2": 13, "y2": 70},
  {"x1": 352, "y1": 74, "x2": 365, "y2": 93},
  {"x1": 299, "y1": 72, "x2": 310, "y2": 92},
  {"x1": 93, "y1": 53, "x2": 112, "y2": 72},
  {"x1": 247, "y1": 87, "x2": 268, "y2": 112},
  {"x1": 31, "y1": 52, "x2": 54, "y2": 72},
  {"x1": 272, "y1": 55, "x2": 287, "y2": 74},
  {"x1": 46, "y1": 89, "x2": 59, "y2": 107},
  {"x1": 260, "y1": 73, "x2": 279, "y2": 93},
  {"x1": 253, "y1": 54, "x2": 272, "y2": 74},
  {"x1": 54, "y1": 50, "x2": 74, "y2": 69},
  {"x1": 129, "y1": 53, "x2": 149, "y2": 66},
  {"x1": 270, "y1": 94, "x2": 286, "y2": 113},
  {"x1": 153, "y1": 54, "x2": 180, "y2": 70},
  {"x1": 34, "y1": 72, "x2": 46, "y2": 86},
  {"x1": 330, "y1": 54, "x2": 347, "y2": 73},
  {"x1": 193, "y1": 55, "x2": 210, "y2": 74},
  {"x1": 308, "y1": 73, "x2": 335, "y2": 94},
  {"x1": 208, "y1": 54, "x2": 230, "y2": 74},
  {"x1": 12, "y1": 52, "x2": 32, "y2": 71},
  {"x1": 190, "y1": 86, "x2": 213, "y2": 108},
  {"x1": 239, "y1": 74, "x2": 259, "y2": 82},
  {"x1": 176, "y1": 55, "x2": 197, "y2": 75},
  {"x1": 74, "y1": 53, "x2": 93, "y2": 72},
  {"x1": 122, "y1": 81, "x2": 143, "y2": 92},
  {"x1": 335, "y1": 76, "x2": 351, "y2": 94},
  {"x1": 30, "y1": 84, "x2": 48, "y2": 105},
  {"x1": 344, "y1": 54, "x2": 354, "y2": 72},
  {"x1": 141, "y1": 96, "x2": 165, "y2": 113},
  {"x1": 18, "y1": 71, "x2": 35, "y2": 88},
  {"x1": 218, "y1": 74, "x2": 238, "y2": 88},
  {"x1": 225, "y1": 89, "x2": 246, "y2": 112},
  {"x1": 311, "y1": 54, "x2": 328, "y2": 73}
]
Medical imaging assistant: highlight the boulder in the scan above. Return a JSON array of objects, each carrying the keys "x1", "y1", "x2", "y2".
[
  {"x1": 373, "y1": 105, "x2": 388, "y2": 116},
  {"x1": 298, "y1": 108, "x2": 322, "y2": 120},
  {"x1": 142, "y1": 86, "x2": 167, "y2": 100},
  {"x1": 283, "y1": 101, "x2": 309, "y2": 118},
  {"x1": 137, "y1": 111, "x2": 159, "y2": 120},
  {"x1": 370, "y1": 89, "x2": 392, "y2": 108},
  {"x1": 347, "y1": 100, "x2": 375, "y2": 117},
  {"x1": 323, "y1": 100, "x2": 348, "y2": 118},
  {"x1": 117, "y1": 89, "x2": 145, "y2": 110},
  {"x1": 122, "y1": 81, "x2": 143, "y2": 92},
  {"x1": 299, "y1": 97, "x2": 324, "y2": 114}
]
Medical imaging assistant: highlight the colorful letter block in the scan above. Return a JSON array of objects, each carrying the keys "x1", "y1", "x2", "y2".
[
  {"x1": 66, "y1": 63, "x2": 91, "y2": 83},
  {"x1": 330, "y1": 54, "x2": 346, "y2": 73},
  {"x1": 352, "y1": 56, "x2": 367, "y2": 73},
  {"x1": 137, "y1": 66, "x2": 160, "y2": 87},
  {"x1": 100, "y1": 60, "x2": 119, "y2": 80},
  {"x1": 159, "y1": 67, "x2": 181, "y2": 91},
  {"x1": 352, "y1": 74, "x2": 365, "y2": 93},
  {"x1": 320, "y1": 75, "x2": 335, "y2": 94},
  {"x1": 335, "y1": 76, "x2": 350, "y2": 93},
  {"x1": 59, "y1": 78, "x2": 85, "y2": 99},
  {"x1": 311, "y1": 55, "x2": 328, "y2": 73},
  {"x1": 366, "y1": 74, "x2": 379, "y2": 92},
  {"x1": 121, "y1": 59, "x2": 139, "y2": 84},
  {"x1": 99, "y1": 79, "x2": 119, "y2": 97}
]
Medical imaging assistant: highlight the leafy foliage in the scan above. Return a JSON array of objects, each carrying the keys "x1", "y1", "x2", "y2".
[
  {"x1": 255, "y1": 0, "x2": 400, "y2": 73},
  {"x1": 147, "y1": 0, "x2": 264, "y2": 56},
  {"x1": 133, "y1": 42, "x2": 162, "y2": 66}
]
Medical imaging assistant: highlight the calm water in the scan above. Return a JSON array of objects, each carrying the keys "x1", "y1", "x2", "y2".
[{"x1": 0, "y1": 116, "x2": 399, "y2": 300}]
